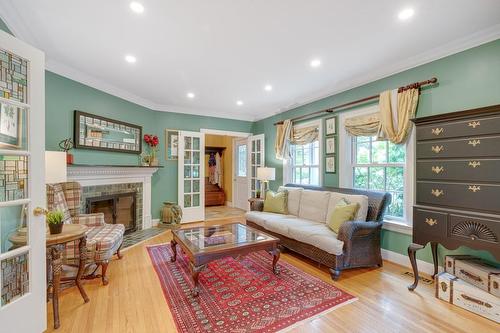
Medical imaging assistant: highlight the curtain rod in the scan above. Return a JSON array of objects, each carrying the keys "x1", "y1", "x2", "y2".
[{"x1": 273, "y1": 77, "x2": 438, "y2": 126}]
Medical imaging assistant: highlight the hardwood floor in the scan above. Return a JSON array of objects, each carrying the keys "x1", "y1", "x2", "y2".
[{"x1": 46, "y1": 217, "x2": 498, "y2": 333}]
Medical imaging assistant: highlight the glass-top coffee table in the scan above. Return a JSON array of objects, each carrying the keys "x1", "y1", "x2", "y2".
[{"x1": 170, "y1": 223, "x2": 280, "y2": 296}]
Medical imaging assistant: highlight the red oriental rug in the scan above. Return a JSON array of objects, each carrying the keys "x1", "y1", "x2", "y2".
[{"x1": 147, "y1": 244, "x2": 356, "y2": 332}]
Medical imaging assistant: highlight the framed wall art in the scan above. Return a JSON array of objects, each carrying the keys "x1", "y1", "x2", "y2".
[
  {"x1": 325, "y1": 116, "x2": 336, "y2": 135},
  {"x1": 74, "y1": 110, "x2": 142, "y2": 154},
  {"x1": 325, "y1": 156, "x2": 336, "y2": 173},
  {"x1": 0, "y1": 102, "x2": 23, "y2": 149},
  {"x1": 326, "y1": 137, "x2": 335, "y2": 154},
  {"x1": 165, "y1": 129, "x2": 179, "y2": 160}
]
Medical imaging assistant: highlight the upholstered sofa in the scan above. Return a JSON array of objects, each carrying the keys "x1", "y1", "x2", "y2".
[{"x1": 245, "y1": 184, "x2": 391, "y2": 279}]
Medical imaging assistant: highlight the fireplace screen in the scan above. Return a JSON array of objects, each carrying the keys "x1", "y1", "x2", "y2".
[{"x1": 86, "y1": 192, "x2": 137, "y2": 233}]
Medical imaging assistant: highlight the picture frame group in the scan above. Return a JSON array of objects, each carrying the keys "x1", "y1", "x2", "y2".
[{"x1": 325, "y1": 116, "x2": 337, "y2": 174}]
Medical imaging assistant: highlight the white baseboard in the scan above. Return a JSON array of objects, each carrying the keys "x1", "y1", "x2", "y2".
[
  {"x1": 151, "y1": 218, "x2": 160, "y2": 227},
  {"x1": 225, "y1": 201, "x2": 233, "y2": 207},
  {"x1": 381, "y1": 249, "x2": 443, "y2": 276}
]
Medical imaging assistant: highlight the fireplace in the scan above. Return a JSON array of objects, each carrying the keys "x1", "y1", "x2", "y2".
[{"x1": 86, "y1": 192, "x2": 137, "y2": 233}]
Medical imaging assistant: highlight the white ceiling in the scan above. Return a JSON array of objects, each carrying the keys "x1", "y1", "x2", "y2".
[{"x1": 1, "y1": 1, "x2": 500, "y2": 121}]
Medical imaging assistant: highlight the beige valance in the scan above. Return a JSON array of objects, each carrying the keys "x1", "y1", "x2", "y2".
[
  {"x1": 291, "y1": 125, "x2": 319, "y2": 145},
  {"x1": 378, "y1": 88, "x2": 419, "y2": 144},
  {"x1": 345, "y1": 112, "x2": 380, "y2": 137}
]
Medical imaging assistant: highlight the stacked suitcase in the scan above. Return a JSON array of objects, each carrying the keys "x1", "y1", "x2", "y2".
[{"x1": 436, "y1": 255, "x2": 500, "y2": 323}]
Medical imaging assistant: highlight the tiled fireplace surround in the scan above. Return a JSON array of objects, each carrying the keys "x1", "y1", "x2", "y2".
[{"x1": 67, "y1": 165, "x2": 159, "y2": 230}]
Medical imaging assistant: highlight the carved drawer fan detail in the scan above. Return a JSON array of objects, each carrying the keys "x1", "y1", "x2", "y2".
[{"x1": 451, "y1": 221, "x2": 498, "y2": 243}]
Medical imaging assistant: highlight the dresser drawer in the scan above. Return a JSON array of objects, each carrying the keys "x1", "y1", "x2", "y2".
[
  {"x1": 416, "y1": 136, "x2": 500, "y2": 159},
  {"x1": 416, "y1": 182, "x2": 500, "y2": 214},
  {"x1": 449, "y1": 214, "x2": 499, "y2": 247},
  {"x1": 416, "y1": 159, "x2": 500, "y2": 182},
  {"x1": 413, "y1": 207, "x2": 447, "y2": 237},
  {"x1": 416, "y1": 115, "x2": 500, "y2": 141}
]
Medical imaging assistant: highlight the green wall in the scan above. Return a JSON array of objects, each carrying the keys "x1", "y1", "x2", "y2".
[
  {"x1": 253, "y1": 39, "x2": 500, "y2": 265},
  {"x1": 45, "y1": 71, "x2": 253, "y2": 219}
]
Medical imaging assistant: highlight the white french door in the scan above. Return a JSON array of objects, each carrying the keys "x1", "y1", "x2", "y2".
[
  {"x1": 0, "y1": 31, "x2": 46, "y2": 331},
  {"x1": 248, "y1": 134, "x2": 265, "y2": 198},
  {"x1": 233, "y1": 138, "x2": 249, "y2": 210},
  {"x1": 178, "y1": 131, "x2": 205, "y2": 223}
]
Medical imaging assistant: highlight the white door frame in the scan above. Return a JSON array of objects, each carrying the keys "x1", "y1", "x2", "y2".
[{"x1": 0, "y1": 30, "x2": 46, "y2": 332}]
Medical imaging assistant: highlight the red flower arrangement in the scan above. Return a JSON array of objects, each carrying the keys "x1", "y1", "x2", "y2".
[{"x1": 143, "y1": 134, "x2": 159, "y2": 166}]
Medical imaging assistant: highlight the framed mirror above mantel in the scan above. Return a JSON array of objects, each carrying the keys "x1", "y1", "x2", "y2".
[{"x1": 74, "y1": 110, "x2": 143, "y2": 154}]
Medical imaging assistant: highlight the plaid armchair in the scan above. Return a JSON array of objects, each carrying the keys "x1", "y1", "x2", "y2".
[{"x1": 47, "y1": 182, "x2": 125, "y2": 285}]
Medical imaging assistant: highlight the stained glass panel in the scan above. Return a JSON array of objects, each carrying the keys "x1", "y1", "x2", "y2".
[
  {"x1": 0, "y1": 49, "x2": 28, "y2": 103},
  {"x1": 0, "y1": 155, "x2": 28, "y2": 201},
  {"x1": 1, "y1": 252, "x2": 29, "y2": 306}
]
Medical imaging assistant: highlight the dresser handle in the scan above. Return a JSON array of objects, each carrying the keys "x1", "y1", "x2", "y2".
[
  {"x1": 468, "y1": 121, "x2": 480, "y2": 129},
  {"x1": 431, "y1": 127, "x2": 444, "y2": 136},
  {"x1": 431, "y1": 166, "x2": 444, "y2": 174},
  {"x1": 431, "y1": 145, "x2": 444, "y2": 153},
  {"x1": 468, "y1": 161, "x2": 481, "y2": 168},
  {"x1": 468, "y1": 139, "x2": 480, "y2": 147},
  {"x1": 460, "y1": 294, "x2": 492, "y2": 308},
  {"x1": 425, "y1": 218, "x2": 438, "y2": 226},
  {"x1": 459, "y1": 269, "x2": 482, "y2": 282},
  {"x1": 468, "y1": 185, "x2": 481, "y2": 193},
  {"x1": 431, "y1": 189, "x2": 444, "y2": 197}
]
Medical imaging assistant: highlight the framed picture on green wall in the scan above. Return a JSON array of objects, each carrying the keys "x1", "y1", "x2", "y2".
[
  {"x1": 0, "y1": 102, "x2": 22, "y2": 149},
  {"x1": 325, "y1": 116, "x2": 336, "y2": 135},
  {"x1": 165, "y1": 129, "x2": 179, "y2": 160},
  {"x1": 325, "y1": 156, "x2": 336, "y2": 173}
]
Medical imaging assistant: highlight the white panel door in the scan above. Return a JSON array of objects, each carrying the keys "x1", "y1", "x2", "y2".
[
  {"x1": 233, "y1": 138, "x2": 249, "y2": 210},
  {"x1": 0, "y1": 30, "x2": 46, "y2": 332},
  {"x1": 248, "y1": 134, "x2": 265, "y2": 198},
  {"x1": 178, "y1": 131, "x2": 205, "y2": 223}
]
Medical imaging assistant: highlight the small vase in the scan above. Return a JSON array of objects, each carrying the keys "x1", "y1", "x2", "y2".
[
  {"x1": 149, "y1": 157, "x2": 159, "y2": 166},
  {"x1": 49, "y1": 223, "x2": 63, "y2": 235},
  {"x1": 66, "y1": 153, "x2": 74, "y2": 164}
]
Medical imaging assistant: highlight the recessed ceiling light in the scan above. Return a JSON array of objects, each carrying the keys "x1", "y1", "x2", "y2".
[
  {"x1": 398, "y1": 8, "x2": 414, "y2": 21},
  {"x1": 124, "y1": 55, "x2": 137, "y2": 63},
  {"x1": 236, "y1": 100, "x2": 244, "y2": 106},
  {"x1": 129, "y1": 2, "x2": 144, "y2": 14},
  {"x1": 187, "y1": 92, "x2": 195, "y2": 99},
  {"x1": 310, "y1": 59, "x2": 321, "y2": 68},
  {"x1": 264, "y1": 84, "x2": 273, "y2": 92}
]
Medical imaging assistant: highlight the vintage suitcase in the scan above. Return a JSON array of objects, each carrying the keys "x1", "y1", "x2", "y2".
[
  {"x1": 436, "y1": 272, "x2": 500, "y2": 324},
  {"x1": 444, "y1": 255, "x2": 500, "y2": 294}
]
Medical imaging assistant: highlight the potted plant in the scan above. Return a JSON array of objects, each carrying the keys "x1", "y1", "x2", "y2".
[
  {"x1": 144, "y1": 134, "x2": 159, "y2": 166},
  {"x1": 59, "y1": 138, "x2": 74, "y2": 164},
  {"x1": 46, "y1": 210, "x2": 64, "y2": 235}
]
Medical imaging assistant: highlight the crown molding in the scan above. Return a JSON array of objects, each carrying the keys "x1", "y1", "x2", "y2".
[{"x1": 252, "y1": 24, "x2": 500, "y2": 122}]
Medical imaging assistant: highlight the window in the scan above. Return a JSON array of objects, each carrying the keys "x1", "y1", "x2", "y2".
[
  {"x1": 284, "y1": 120, "x2": 322, "y2": 186},
  {"x1": 352, "y1": 136, "x2": 405, "y2": 219},
  {"x1": 237, "y1": 144, "x2": 247, "y2": 177},
  {"x1": 289, "y1": 141, "x2": 320, "y2": 185}
]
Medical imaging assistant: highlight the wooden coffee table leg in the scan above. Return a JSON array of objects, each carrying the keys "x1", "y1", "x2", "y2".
[
  {"x1": 51, "y1": 246, "x2": 62, "y2": 329},
  {"x1": 170, "y1": 239, "x2": 177, "y2": 262},
  {"x1": 271, "y1": 248, "x2": 280, "y2": 275},
  {"x1": 76, "y1": 236, "x2": 89, "y2": 303},
  {"x1": 191, "y1": 264, "x2": 206, "y2": 297}
]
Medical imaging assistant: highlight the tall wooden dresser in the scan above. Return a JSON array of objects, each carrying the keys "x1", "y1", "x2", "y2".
[{"x1": 408, "y1": 104, "x2": 500, "y2": 290}]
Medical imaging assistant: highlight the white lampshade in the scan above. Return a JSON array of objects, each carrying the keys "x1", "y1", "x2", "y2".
[
  {"x1": 45, "y1": 151, "x2": 67, "y2": 184},
  {"x1": 257, "y1": 167, "x2": 275, "y2": 181}
]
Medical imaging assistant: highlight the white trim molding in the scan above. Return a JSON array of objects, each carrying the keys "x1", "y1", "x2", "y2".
[
  {"x1": 200, "y1": 128, "x2": 251, "y2": 138},
  {"x1": 67, "y1": 166, "x2": 159, "y2": 229},
  {"x1": 382, "y1": 249, "x2": 443, "y2": 277}
]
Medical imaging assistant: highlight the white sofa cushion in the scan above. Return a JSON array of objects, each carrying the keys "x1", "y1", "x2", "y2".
[
  {"x1": 298, "y1": 190, "x2": 331, "y2": 223},
  {"x1": 288, "y1": 223, "x2": 344, "y2": 256},
  {"x1": 278, "y1": 186, "x2": 303, "y2": 216},
  {"x1": 327, "y1": 192, "x2": 369, "y2": 222},
  {"x1": 245, "y1": 211, "x2": 344, "y2": 255}
]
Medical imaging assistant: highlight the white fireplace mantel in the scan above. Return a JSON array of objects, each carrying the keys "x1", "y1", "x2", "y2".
[{"x1": 67, "y1": 165, "x2": 160, "y2": 229}]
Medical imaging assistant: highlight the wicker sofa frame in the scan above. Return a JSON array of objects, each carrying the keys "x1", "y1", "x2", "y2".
[{"x1": 247, "y1": 184, "x2": 391, "y2": 280}]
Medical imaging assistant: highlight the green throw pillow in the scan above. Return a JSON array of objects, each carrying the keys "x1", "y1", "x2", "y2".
[
  {"x1": 263, "y1": 190, "x2": 288, "y2": 214},
  {"x1": 327, "y1": 199, "x2": 360, "y2": 233}
]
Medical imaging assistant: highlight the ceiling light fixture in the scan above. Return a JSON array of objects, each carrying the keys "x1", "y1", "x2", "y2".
[
  {"x1": 264, "y1": 84, "x2": 273, "y2": 92},
  {"x1": 236, "y1": 100, "x2": 244, "y2": 106},
  {"x1": 398, "y1": 8, "x2": 414, "y2": 21},
  {"x1": 187, "y1": 92, "x2": 195, "y2": 99},
  {"x1": 129, "y1": 2, "x2": 145, "y2": 14},
  {"x1": 124, "y1": 55, "x2": 137, "y2": 63},
  {"x1": 310, "y1": 59, "x2": 321, "y2": 68}
]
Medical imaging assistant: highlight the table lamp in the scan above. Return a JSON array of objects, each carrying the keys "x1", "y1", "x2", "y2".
[
  {"x1": 45, "y1": 151, "x2": 68, "y2": 184},
  {"x1": 257, "y1": 167, "x2": 275, "y2": 199}
]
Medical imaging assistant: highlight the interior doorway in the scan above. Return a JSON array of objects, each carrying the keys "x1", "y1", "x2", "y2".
[{"x1": 233, "y1": 137, "x2": 249, "y2": 210}]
